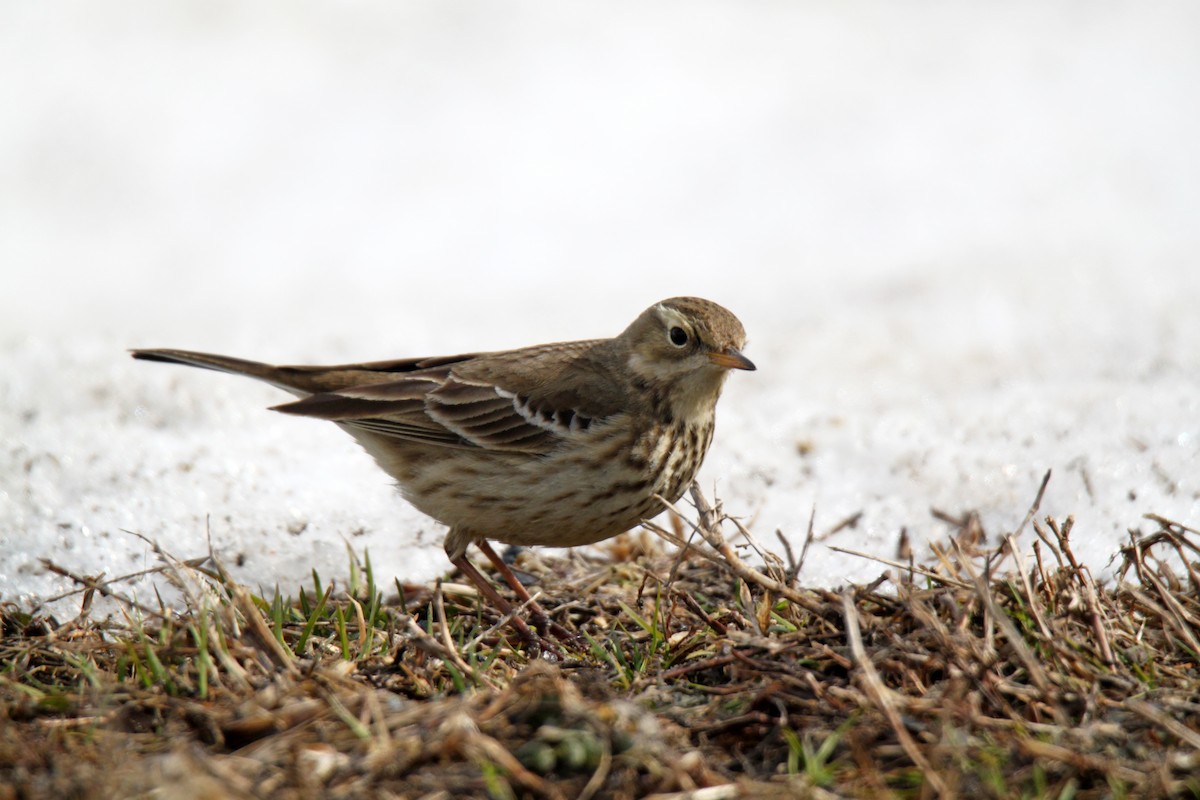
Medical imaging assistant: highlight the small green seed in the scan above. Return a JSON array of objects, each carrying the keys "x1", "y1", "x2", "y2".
[{"x1": 515, "y1": 741, "x2": 557, "y2": 774}]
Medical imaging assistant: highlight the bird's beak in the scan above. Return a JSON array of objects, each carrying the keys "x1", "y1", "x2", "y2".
[{"x1": 708, "y1": 348, "x2": 756, "y2": 371}]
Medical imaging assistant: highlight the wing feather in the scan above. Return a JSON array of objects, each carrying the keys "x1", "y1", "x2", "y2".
[{"x1": 271, "y1": 339, "x2": 626, "y2": 454}]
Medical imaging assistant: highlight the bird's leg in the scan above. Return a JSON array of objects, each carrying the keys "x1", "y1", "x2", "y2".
[
  {"x1": 475, "y1": 540, "x2": 577, "y2": 642},
  {"x1": 450, "y1": 553, "x2": 559, "y2": 654}
]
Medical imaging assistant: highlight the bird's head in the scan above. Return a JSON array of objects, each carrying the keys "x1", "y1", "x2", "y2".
[{"x1": 620, "y1": 296, "x2": 754, "y2": 415}]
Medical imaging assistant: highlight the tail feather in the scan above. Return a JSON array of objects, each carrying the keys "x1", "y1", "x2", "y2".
[
  {"x1": 130, "y1": 348, "x2": 445, "y2": 394},
  {"x1": 130, "y1": 348, "x2": 318, "y2": 393},
  {"x1": 131, "y1": 348, "x2": 268, "y2": 375}
]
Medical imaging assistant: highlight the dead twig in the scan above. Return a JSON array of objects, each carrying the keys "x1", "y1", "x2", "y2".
[{"x1": 842, "y1": 590, "x2": 950, "y2": 798}]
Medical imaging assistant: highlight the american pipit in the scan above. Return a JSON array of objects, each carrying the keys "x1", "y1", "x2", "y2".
[{"x1": 132, "y1": 296, "x2": 753, "y2": 646}]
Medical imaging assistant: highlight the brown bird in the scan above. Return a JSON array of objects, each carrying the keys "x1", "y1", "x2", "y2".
[{"x1": 132, "y1": 296, "x2": 753, "y2": 646}]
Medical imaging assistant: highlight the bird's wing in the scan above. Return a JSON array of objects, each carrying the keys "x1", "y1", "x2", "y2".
[{"x1": 272, "y1": 340, "x2": 628, "y2": 454}]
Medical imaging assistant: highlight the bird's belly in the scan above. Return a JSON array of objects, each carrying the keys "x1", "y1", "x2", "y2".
[{"x1": 385, "y1": 420, "x2": 711, "y2": 548}]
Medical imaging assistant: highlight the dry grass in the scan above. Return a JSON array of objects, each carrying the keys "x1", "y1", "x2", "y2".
[{"x1": 3, "y1": 482, "x2": 1199, "y2": 799}]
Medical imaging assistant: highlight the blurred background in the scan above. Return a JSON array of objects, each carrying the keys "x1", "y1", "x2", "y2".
[{"x1": 3, "y1": 1, "x2": 1199, "y2": 610}]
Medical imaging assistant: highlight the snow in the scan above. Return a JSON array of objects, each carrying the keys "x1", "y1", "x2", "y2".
[{"x1": 3, "y1": 1, "x2": 1198, "y2": 615}]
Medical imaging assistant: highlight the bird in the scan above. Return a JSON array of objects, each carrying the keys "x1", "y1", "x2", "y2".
[{"x1": 131, "y1": 296, "x2": 754, "y2": 647}]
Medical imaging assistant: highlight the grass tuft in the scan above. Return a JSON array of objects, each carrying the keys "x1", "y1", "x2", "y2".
[{"x1": 3, "y1": 483, "x2": 1199, "y2": 798}]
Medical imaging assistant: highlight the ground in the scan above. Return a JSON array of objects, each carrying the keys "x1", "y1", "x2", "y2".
[{"x1": 3, "y1": 487, "x2": 1198, "y2": 798}]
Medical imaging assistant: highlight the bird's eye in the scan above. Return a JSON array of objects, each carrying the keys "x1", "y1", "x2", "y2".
[{"x1": 668, "y1": 326, "x2": 689, "y2": 347}]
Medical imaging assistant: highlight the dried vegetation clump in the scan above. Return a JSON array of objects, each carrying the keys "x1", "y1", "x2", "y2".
[{"x1": 2, "y1": 481, "x2": 1199, "y2": 799}]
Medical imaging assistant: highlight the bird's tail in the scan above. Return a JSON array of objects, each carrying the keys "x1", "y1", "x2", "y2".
[{"x1": 130, "y1": 348, "x2": 320, "y2": 393}]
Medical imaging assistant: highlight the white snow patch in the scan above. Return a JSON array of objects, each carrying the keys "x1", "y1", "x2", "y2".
[{"x1": 2, "y1": 1, "x2": 1198, "y2": 615}]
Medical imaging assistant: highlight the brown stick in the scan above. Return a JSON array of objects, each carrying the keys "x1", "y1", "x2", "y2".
[
  {"x1": 649, "y1": 487, "x2": 828, "y2": 617},
  {"x1": 842, "y1": 591, "x2": 950, "y2": 798}
]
